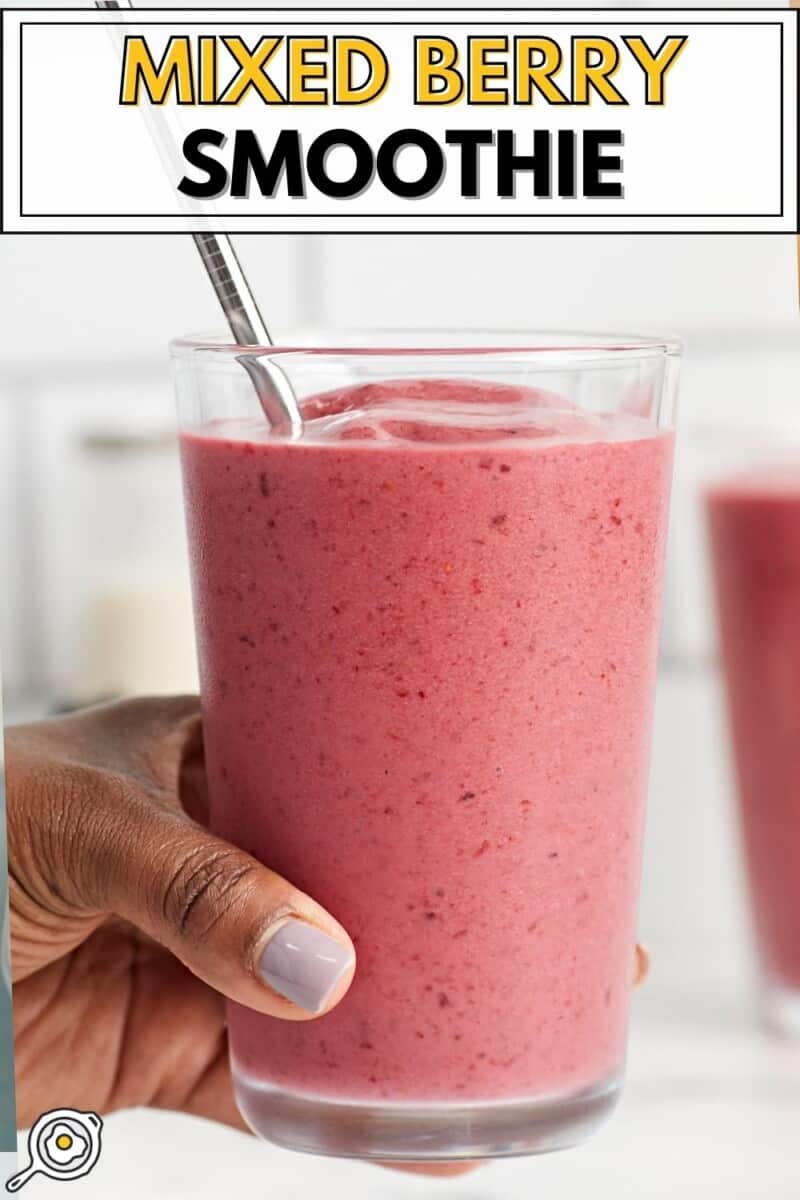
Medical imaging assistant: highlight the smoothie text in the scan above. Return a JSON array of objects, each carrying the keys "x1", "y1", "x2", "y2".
[{"x1": 118, "y1": 31, "x2": 689, "y2": 202}]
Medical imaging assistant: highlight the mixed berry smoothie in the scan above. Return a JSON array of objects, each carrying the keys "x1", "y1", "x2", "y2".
[
  {"x1": 708, "y1": 472, "x2": 800, "y2": 995},
  {"x1": 180, "y1": 379, "x2": 673, "y2": 1109}
]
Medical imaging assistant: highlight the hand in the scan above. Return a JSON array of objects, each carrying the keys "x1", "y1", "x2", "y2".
[
  {"x1": 6, "y1": 696, "x2": 475, "y2": 1177},
  {"x1": 7, "y1": 695, "x2": 356, "y2": 1123}
]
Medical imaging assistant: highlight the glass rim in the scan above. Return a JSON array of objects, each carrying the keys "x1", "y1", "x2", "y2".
[{"x1": 170, "y1": 329, "x2": 682, "y2": 361}]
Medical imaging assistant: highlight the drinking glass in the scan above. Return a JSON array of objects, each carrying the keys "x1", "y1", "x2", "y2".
[
  {"x1": 174, "y1": 331, "x2": 679, "y2": 1159},
  {"x1": 707, "y1": 455, "x2": 800, "y2": 1036}
]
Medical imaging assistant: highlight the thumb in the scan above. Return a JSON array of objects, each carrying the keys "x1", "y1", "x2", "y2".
[{"x1": 86, "y1": 789, "x2": 355, "y2": 1020}]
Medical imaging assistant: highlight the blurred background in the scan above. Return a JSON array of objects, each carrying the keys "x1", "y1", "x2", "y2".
[{"x1": 3, "y1": 0, "x2": 800, "y2": 1194}]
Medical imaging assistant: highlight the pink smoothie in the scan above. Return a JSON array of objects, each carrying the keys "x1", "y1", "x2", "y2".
[
  {"x1": 708, "y1": 471, "x2": 800, "y2": 991},
  {"x1": 180, "y1": 379, "x2": 673, "y2": 1104}
]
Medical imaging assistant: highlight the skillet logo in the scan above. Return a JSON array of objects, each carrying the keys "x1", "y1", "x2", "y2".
[{"x1": 5, "y1": 1109, "x2": 103, "y2": 1192}]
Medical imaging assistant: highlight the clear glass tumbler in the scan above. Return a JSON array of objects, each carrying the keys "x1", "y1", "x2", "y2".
[
  {"x1": 707, "y1": 459, "x2": 800, "y2": 1036},
  {"x1": 173, "y1": 332, "x2": 679, "y2": 1160}
]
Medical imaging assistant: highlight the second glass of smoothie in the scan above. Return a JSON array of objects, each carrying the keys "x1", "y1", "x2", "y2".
[
  {"x1": 708, "y1": 467, "x2": 800, "y2": 1035},
  {"x1": 174, "y1": 333, "x2": 679, "y2": 1160}
]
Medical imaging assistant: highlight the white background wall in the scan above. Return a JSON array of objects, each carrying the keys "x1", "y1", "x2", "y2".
[{"x1": 1, "y1": 234, "x2": 797, "y2": 369}]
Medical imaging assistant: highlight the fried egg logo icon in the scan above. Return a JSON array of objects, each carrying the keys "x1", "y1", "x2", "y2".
[
  {"x1": 44, "y1": 1123, "x2": 88, "y2": 1166},
  {"x1": 5, "y1": 1109, "x2": 102, "y2": 1192}
]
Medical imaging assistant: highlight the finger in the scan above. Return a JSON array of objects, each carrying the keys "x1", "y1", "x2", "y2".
[
  {"x1": 634, "y1": 942, "x2": 650, "y2": 987},
  {"x1": 73, "y1": 785, "x2": 355, "y2": 1020},
  {"x1": 379, "y1": 1162, "x2": 481, "y2": 1178}
]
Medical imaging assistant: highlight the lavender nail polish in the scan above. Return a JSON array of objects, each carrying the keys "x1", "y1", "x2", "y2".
[{"x1": 259, "y1": 919, "x2": 355, "y2": 1013}]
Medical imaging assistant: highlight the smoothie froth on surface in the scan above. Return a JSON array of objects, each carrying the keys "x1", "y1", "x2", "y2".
[
  {"x1": 180, "y1": 378, "x2": 673, "y2": 1103},
  {"x1": 206, "y1": 377, "x2": 654, "y2": 447}
]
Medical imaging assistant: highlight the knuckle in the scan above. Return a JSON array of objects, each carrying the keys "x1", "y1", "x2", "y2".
[{"x1": 160, "y1": 844, "x2": 261, "y2": 942}]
